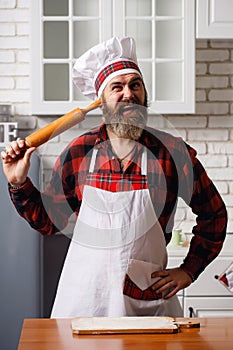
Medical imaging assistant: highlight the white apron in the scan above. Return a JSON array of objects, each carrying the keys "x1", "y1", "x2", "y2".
[{"x1": 51, "y1": 147, "x2": 182, "y2": 318}]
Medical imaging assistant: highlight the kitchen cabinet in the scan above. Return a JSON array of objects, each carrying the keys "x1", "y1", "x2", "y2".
[
  {"x1": 31, "y1": 0, "x2": 195, "y2": 115},
  {"x1": 185, "y1": 257, "x2": 233, "y2": 297},
  {"x1": 184, "y1": 256, "x2": 233, "y2": 317},
  {"x1": 196, "y1": 0, "x2": 233, "y2": 38},
  {"x1": 184, "y1": 297, "x2": 233, "y2": 317},
  {"x1": 168, "y1": 234, "x2": 233, "y2": 317}
]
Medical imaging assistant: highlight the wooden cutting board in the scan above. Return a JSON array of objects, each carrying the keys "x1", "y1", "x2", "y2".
[
  {"x1": 175, "y1": 318, "x2": 200, "y2": 329},
  {"x1": 71, "y1": 316, "x2": 179, "y2": 334}
]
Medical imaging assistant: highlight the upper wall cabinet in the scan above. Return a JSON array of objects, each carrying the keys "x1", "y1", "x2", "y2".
[
  {"x1": 31, "y1": 0, "x2": 195, "y2": 115},
  {"x1": 196, "y1": 0, "x2": 233, "y2": 38}
]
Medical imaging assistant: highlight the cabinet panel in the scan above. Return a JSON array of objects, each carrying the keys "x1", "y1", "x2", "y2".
[
  {"x1": 44, "y1": 64, "x2": 69, "y2": 101},
  {"x1": 186, "y1": 258, "x2": 233, "y2": 297},
  {"x1": 73, "y1": 0, "x2": 99, "y2": 16},
  {"x1": 73, "y1": 21, "x2": 100, "y2": 58},
  {"x1": 184, "y1": 297, "x2": 233, "y2": 317},
  {"x1": 156, "y1": 20, "x2": 182, "y2": 59},
  {"x1": 125, "y1": 0, "x2": 151, "y2": 16},
  {"x1": 125, "y1": 20, "x2": 152, "y2": 57},
  {"x1": 43, "y1": 0, "x2": 69, "y2": 16},
  {"x1": 156, "y1": 62, "x2": 182, "y2": 101},
  {"x1": 156, "y1": 0, "x2": 183, "y2": 16},
  {"x1": 44, "y1": 21, "x2": 69, "y2": 59},
  {"x1": 196, "y1": 0, "x2": 233, "y2": 38}
]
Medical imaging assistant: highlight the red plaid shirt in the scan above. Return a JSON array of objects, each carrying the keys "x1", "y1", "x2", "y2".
[{"x1": 9, "y1": 123, "x2": 227, "y2": 285}]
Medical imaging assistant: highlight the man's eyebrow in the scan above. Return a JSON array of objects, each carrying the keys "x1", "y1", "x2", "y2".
[
  {"x1": 109, "y1": 80, "x2": 123, "y2": 87},
  {"x1": 129, "y1": 77, "x2": 143, "y2": 84}
]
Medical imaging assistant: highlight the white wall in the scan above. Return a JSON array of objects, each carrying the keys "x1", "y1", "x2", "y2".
[
  {"x1": 0, "y1": 0, "x2": 30, "y2": 115},
  {"x1": 0, "y1": 1, "x2": 233, "y2": 232}
]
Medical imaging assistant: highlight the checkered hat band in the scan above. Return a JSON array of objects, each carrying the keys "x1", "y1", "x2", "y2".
[{"x1": 95, "y1": 60, "x2": 140, "y2": 94}]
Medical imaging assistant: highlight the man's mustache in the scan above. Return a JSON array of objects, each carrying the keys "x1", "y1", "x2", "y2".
[{"x1": 115, "y1": 101, "x2": 145, "y2": 115}]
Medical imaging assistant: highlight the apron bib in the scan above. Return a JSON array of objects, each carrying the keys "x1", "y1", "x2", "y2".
[{"x1": 51, "y1": 148, "x2": 182, "y2": 318}]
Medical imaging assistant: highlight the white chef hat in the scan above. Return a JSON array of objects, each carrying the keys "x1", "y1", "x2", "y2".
[{"x1": 72, "y1": 37, "x2": 142, "y2": 100}]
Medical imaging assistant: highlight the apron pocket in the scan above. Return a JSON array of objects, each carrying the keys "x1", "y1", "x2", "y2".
[{"x1": 123, "y1": 259, "x2": 163, "y2": 301}]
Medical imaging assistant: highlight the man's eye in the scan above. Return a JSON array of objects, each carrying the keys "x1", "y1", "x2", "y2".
[
  {"x1": 131, "y1": 82, "x2": 140, "y2": 90},
  {"x1": 112, "y1": 85, "x2": 122, "y2": 91}
]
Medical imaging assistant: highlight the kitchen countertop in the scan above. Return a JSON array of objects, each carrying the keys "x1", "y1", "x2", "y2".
[
  {"x1": 18, "y1": 317, "x2": 233, "y2": 350},
  {"x1": 167, "y1": 233, "x2": 233, "y2": 257}
]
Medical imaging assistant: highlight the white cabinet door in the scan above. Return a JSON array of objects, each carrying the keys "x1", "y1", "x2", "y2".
[
  {"x1": 184, "y1": 297, "x2": 233, "y2": 317},
  {"x1": 31, "y1": 0, "x2": 195, "y2": 115},
  {"x1": 196, "y1": 0, "x2": 233, "y2": 38}
]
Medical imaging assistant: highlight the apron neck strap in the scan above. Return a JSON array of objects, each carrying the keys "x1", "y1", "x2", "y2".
[
  {"x1": 89, "y1": 148, "x2": 98, "y2": 173},
  {"x1": 89, "y1": 146, "x2": 147, "y2": 175},
  {"x1": 141, "y1": 147, "x2": 147, "y2": 176}
]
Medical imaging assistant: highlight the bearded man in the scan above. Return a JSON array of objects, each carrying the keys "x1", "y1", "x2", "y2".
[{"x1": 1, "y1": 37, "x2": 227, "y2": 318}]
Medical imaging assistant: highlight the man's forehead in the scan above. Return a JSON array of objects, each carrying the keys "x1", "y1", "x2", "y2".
[{"x1": 108, "y1": 73, "x2": 142, "y2": 85}]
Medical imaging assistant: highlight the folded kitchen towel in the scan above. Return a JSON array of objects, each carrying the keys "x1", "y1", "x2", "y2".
[{"x1": 218, "y1": 261, "x2": 233, "y2": 293}]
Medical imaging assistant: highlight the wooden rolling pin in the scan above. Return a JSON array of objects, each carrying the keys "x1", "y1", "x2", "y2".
[{"x1": 24, "y1": 99, "x2": 101, "y2": 148}]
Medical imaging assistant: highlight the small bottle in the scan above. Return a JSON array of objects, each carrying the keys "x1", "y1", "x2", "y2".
[{"x1": 170, "y1": 229, "x2": 182, "y2": 246}]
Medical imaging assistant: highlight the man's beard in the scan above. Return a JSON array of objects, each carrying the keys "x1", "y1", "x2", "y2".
[{"x1": 102, "y1": 101, "x2": 147, "y2": 141}]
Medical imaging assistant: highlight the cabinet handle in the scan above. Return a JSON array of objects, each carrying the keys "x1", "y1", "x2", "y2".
[{"x1": 189, "y1": 307, "x2": 194, "y2": 318}]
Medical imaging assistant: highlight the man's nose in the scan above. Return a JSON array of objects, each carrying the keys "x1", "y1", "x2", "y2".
[{"x1": 122, "y1": 86, "x2": 134, "y2": 100}]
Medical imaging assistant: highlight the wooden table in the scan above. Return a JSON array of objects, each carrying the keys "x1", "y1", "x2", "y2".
[{"x1": 18, "y1": 318, "x2": 233, "y2": 350}]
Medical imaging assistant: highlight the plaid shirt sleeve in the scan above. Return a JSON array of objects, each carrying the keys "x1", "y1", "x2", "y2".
[
  {"x1": 8, "y1": 176, "x2": 67, "y2": 235},
  {"x1": 179, "y1": 145, "x2": 227, "y2": 281},
  {"x1": 145, "y1": 127, "x2": 227, "y2": 282},
  {"x1": 8, "y1": 128, "x2": 98, "y2": 235}
]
